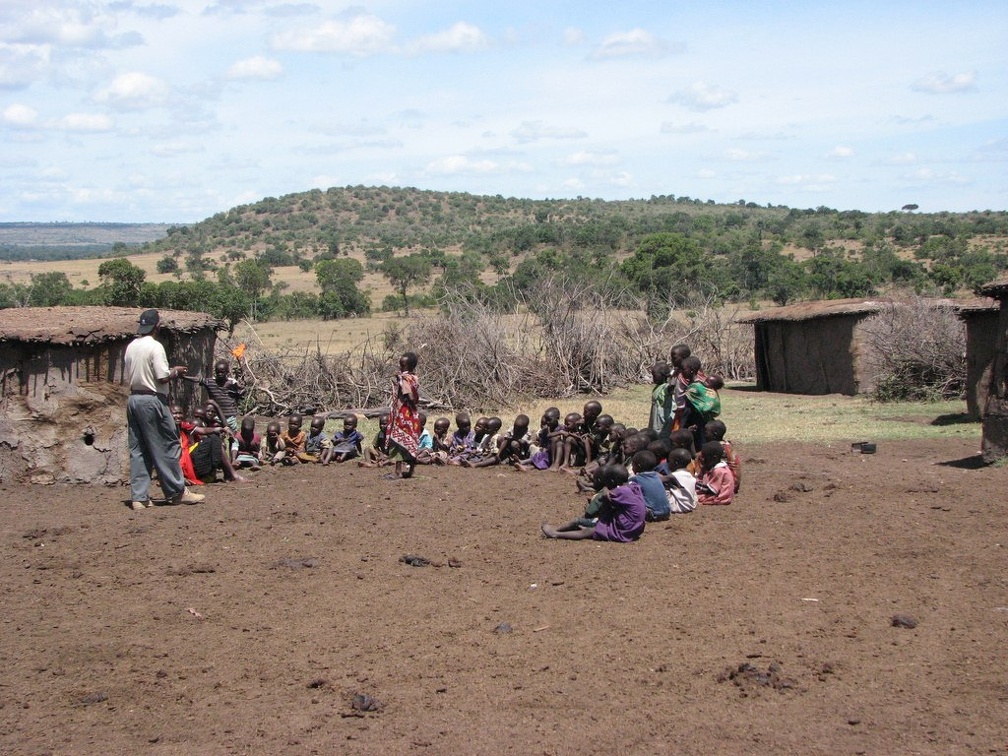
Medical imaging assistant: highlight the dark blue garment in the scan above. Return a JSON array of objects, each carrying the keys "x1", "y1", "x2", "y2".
[{"x1": 632, "y1": 470, "x2": 669, "y2": 520}]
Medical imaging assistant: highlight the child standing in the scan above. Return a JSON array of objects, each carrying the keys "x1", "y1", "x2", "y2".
[
  {"x1": 185, "y1": 359, "x2": 245, "y2": 433},
  {"x1": 385, "y1": 351, "x2": 421, "y2": 478}
]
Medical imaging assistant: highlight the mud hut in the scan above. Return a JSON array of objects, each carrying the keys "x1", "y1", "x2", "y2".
[
  {"x1": 958, "y1": 299, "x2": 1001, "y2": 419},
  {"x1": 0, "y1": 306, "x2": 222, "y2": 484},
  {"x1": 977, "y1": 277, "x2": 1008, "y2": 462},
  {"x1": 737, "y1": 299, "x2": 888, "y2": 395}
]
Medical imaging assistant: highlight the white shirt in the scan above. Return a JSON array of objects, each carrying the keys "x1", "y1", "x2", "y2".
[{"x1": 124, "y1": 335, "x2": 170, "y2": 395}]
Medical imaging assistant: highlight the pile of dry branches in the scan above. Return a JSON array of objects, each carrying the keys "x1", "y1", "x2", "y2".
[
  {"x1": 860, "y1": 294, "x2": 967, "y2": 401},
  {"x1": 218, "y1": 280, "x2": 758, "y2": 415}
]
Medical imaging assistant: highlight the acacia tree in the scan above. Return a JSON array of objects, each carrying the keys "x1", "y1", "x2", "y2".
[
  {"x1": 381, "y1": 254, "x2": 431, "y2": 315},
  {"x1": 97, "y1": 258, "x2": 146, "y2": 306}
]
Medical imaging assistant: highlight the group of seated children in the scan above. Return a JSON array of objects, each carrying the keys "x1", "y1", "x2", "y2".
[{"x1": 178, "y1": 347, "x2": 739, "y2": 548}]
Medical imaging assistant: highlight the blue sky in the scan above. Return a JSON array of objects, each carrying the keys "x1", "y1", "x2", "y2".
[{"x1": 1, "y1": 0, "x2": 1006, "y2": 222}]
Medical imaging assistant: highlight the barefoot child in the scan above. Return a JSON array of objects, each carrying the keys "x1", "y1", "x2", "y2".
[
  {"x1": 630, "y1": 450, "x2": 670, "y2": 522},
  {"x1": 662, "y1": 448, "x2": 698, "y2": 514},
  {"x1": 261, "y1": 420, "x2": 286, "y2": 465},
  {"x1": 330, "y1": 415, "x2": 365, "y2": 463},
  {"x1": 231, "y1": 416, "x2": 262, "y2": 470},
  {"x1": 280, "y1": 414, "x2": 308, "y2": 465},
  {"x1": 300, "y1": 416, "x2": 332, "y2": 464},
  {"x1": 696, "y1": 440, "x2": 735, "y2": 505}
]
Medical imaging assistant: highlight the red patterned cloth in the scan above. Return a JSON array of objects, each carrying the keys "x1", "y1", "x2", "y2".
[{"x1": 387, "y1": 370, "x2": 420, "y2": 460}]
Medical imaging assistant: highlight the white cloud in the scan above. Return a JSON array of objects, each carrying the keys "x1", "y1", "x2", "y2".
[
  {"x1": 95, "y1": 71, "x2": 169, "y2": 109},
  {"x1": 887, "y1": 152, "x2": 918, "y2": 165},
  {"x1": 903, "y1": 168, "x2": 969, "y2": 185},
  {"x1": 0, "y1": 42, "x2": 51, "y2": 88},
  {"x1": 562, "y1": 177, "x2": 585, "y2": 191},
  {"x1": 829, "y1": 145, "x2": 854, "y2": 158},
  {"x1": 560, "y1": 150, "x2": 619, "y2": 166},
  {"x1": 2, "y1": 102, "x2": 39, "y2": 127},
  {"x1": 777, "y1": 174, "x2": 836, "y2": 186},
  {"x1": 409, "y1": 22, "x2": 488, "y2": 54},
  {"x1": 511, "y1": 120, "x2": 587, "y2": 144},
  {"x1": 660, "y1": 121, "x2": 711, "y2": 135},
  {"x1": 724, "y1": 148, "x2": 765, "y2": 162},
  {"x1": 668, "y1": 82, "x2": 738, "y2": 111},
  {"x1": 226, "y1": 55, "x2": 283, "y2": 80},
  {"x1": 271, "y1": 11, "x2": 395, "y2": 55},
  {"x1": 52, "y1": 112, "x2": 113, "y2": 131},
  {"x1": 911, "y1": 71, "x2": 977, "y2": 94},
  {"x1": 696, "y1": 169, "x2": 716, "y2": 179},
  {"x1": 151, "y1": 140, "x2": 206, "y2": 156},
  {"x1": 590, "y1": 28, "x2": 676, "y2": 60},
  {"x1": 563, "y1": 27, "x2": 584, "y2": 46},
  {"x1": 608, "y1": 171, "x2": 632, "y2": 187},
  {"x1": 425, "y1": 155, "x2": 500, "y2": 175}
]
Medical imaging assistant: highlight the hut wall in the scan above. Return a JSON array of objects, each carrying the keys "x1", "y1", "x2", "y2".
[
  {"x1": 964, "y1": 311, "x2": 1000, "y2": 419},
  {"x1": 0, "y1": 328, "x2": 219, "y2": 484},
  {"x1": 754, "y1": 316, "x2": 860, "y2": 394},
  {"x1": 981, "y1": 304, "x2": 1008, "y2": 463}
]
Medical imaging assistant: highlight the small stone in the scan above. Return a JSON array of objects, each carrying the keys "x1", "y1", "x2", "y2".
[
  {"x1": 891, "y1": 614, "x2": 918, "y2": 629},
  {"x1": 493, "y1": 622, "x2": 513, "y2": 634}
]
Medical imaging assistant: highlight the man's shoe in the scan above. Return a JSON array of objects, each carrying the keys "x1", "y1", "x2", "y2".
[
  {"x1": 172, "y1": 488, "x2": 205, "y2": 505},
  {"x1": 130, "y1": 500, "x2": 150, "y2": 511}
]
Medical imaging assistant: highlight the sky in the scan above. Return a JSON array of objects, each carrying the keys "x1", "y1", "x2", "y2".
[{"x1": 1, "y1": 1, "x2": 1006, "y2": 223}]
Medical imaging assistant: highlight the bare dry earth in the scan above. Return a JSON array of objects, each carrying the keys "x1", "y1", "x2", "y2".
[{"x1": 1, "y1": 437, "x2": 1005, "y2": 754}]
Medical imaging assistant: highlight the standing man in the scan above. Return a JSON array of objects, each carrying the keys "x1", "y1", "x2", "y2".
[{"x1": 124, "y1": 309, "x2": 205, "y2": 510}]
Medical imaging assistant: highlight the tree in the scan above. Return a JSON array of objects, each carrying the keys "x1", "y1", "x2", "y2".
[
  {"x1": 156, "y1": 255, "x2": 179, "y2": 274},
  {"x1": 381, "y1": 254, "x2": 431, "y2": 315},
  {"x1": 26, "y1": 272, "x2": 72, "y2": 306},
  {"x1": 97, "y1": 258, "x2": 146, "y2": 306},
  {"x1": 234, "y1": 258, "x2": 273, "y2": 319}
]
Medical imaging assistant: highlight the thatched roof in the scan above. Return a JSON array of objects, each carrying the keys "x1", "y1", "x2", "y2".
[
  {"x1": 0, "y1": 307, "x2": 222, "y2": 345},
  {"x1": 737, "y1": 296, "x2": 995, "y2": 324},
  {"x1": 978, "y1": 276, "x2": 1008, "y2": 297}
]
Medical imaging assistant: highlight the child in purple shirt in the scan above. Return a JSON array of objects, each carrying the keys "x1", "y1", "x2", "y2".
[{"x1": 541, "y1": 464, "x2": 646, "y2": 542}]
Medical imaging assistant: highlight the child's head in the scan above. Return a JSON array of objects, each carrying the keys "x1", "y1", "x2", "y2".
[
  {"x1": 266, "y1": 420, "x2": 281, "y2": 438},
  {"x1": 377, "y1": 411, "x2": 390, "y2": 431},
  {"x1": 647, "y1": 439, "x2": 671, "y2": 462},
  {"x1": 288, "y1": 413, "x2": 303, "y2": 432},
  {"x1": 474, "y1": 416, "x2": 489, "y2": 436},
  {"x1": 485, "y1": 416, "x2": 503, "y2": 435},
  {"x1": 582, "y1": 401, "x2": 602, "y2": 424},
  {"x1": 622, "y1": 432, "x2": 649, "y2": 457},
  {"x1": 609, "y1": 422, "x2": 625, "y2": 442},
  {"x1": 705, "y1": 420, "x2": 727, "y2": 442},
  {"x1": 309, "y1": 416, "x2": 325, "y2": 435},
  {"x1": 705, "y1": 373, "x2": 725, "y2": 391},
  {"x1": 596, "y1": 414, "x2": 614, "y2": 433},
  {"x1": 240, "y1": 416, "x2": 256, "y2": 439},
  {"x1": 669, "y1": 429, "x2": 696, "y2": 453},
  {"x1": 343, "y1": 414, "x2": 359, "y2": 432},
  {"x1": 668, "y1": 447, "x2": 693, "y2": 472},
  {"x1": 399, "y1": 351, "x2": 419, "y2": 372},
  {"x1": 455, "y1": 412, "x2": 471, "y2": 432},
  {"x1": 434, "y1": 417, "x2": 451, "y2": 436},
  {"x1": 543, "y1": 407, "x2": 561, "y2": 429},
  {"x1": 600, "y1": 463, "x2": 630, "y2": 490},
  {"x1": 203, "y1": 402, "x2": 220, "y2": 423},
  {"x1": 651, "y1": 360, "x2": 671, "y2": 384},
  {"x1": 631, "y1": 449, "x2": 658, "y2": 473},
  {"x1": 513, "y1": 414, "x2": 530, "y2": 435},
  {"x1": 417, "y1": 412, "x2": 427, "y2": 429},
  {"x1": 563, "y1": 412, "x2": 582, "y2": 431},
  {"x1": 669, "y1": 343, "x2": 691, "y2": 369},
  {"x1": 681, "y1": 355, "x2": 702, "y2": 381},
  {"x1": 214, "y1": 359, "x2": 231, "y2": 384},
  {"x1": 170, "y1": 404, "x2": 184, "y2": 425},
  {"x1": 700, "y1": 440, "x2": 724, "y2": 469},
  {"x1": 639, "y1": 428, "x2": 658, "y2": 444}
]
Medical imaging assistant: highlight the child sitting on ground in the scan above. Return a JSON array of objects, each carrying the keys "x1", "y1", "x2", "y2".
[
  {"x1": 471, "y1": 414, "x2": 531, "y2": 468},
  {"x1": 418, "y1": 416, "x2": 450, "y2": 465},
  {"x1": 359, "y1": 411, "x2": 390, "y2": 467},
  {"x1": 696, "y1": 440, "x2": 735, "y2": 505},
  {"x1": 261, "y1": 420, "x2": 285, "y2": 465},
  {"x1": 541, "y1": 464, "x2": 647, "y2": 542},
  {"x1": 189, "y1": 402, "x2": 245, "y2": 483},
  {"x1": 515, "y1": 408, "x2": 561, "y2": 471},
  {"x1": 330, "y1": 414, "x2": 365, "y2": 463},
  {"x1": 447, "y1": 413, "x2": 478, "y2": 465},
  {"x1": 299, "y1": 415, "x2": 332, "y2": 464},
  {"x1": 662, "y1": 448, "x2": 698, "y2": 514},
  {"x1": 550, "y1": 412, "x2": 583, "y2": 472},
  {"x1": 231, "y1": 416, "x2": 262, "y2": 470},
  {"x1": 696, "y1": 419, "x2": 741, "y2": 493},
  {"x1": 630, "y1": 449, "x2": 670, "y2": 522},
  {"x1": 280, "y1": 414, "x2": 308, "y2": 465},
  {"x1": 170, "y1": 404, "x2": 204, "y2": 488}
]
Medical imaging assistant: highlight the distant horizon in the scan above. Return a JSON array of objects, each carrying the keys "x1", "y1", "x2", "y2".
[{"x1": 2, "y1": 2, "x2": 1005, "y2": 223}]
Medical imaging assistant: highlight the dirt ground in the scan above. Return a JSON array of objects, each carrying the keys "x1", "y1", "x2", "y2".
[{"x1": 1, "y1": 436, "x2": 1006, "y2": 755}]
